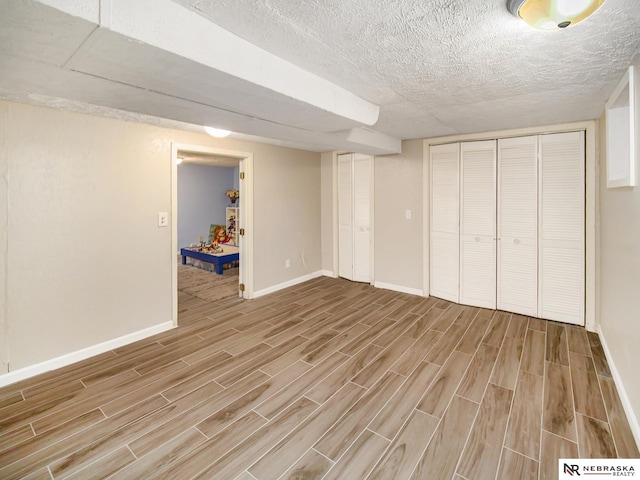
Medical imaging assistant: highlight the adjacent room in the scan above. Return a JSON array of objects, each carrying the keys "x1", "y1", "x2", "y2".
[
  {"x1": 177, "y1": 150, "x2": 242, "y2": 302},
  {"x1": 0, "y1": 0, "x2": 639, "y2": 478}
]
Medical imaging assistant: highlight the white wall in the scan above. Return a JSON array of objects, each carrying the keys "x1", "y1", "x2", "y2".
[
  {"x1": 4, "y1": 102, "x2": 173, "y2": 370},
  {"x1": 0, "y1": 100, "x2": 322, "y2": 377},
  {"x1": 253, "y1": 148, "x2": 321, "y2": 291},
  {"x1": 373, "y1": 140, "x2": 424, "y2": 292},
  {"x1": 597, "y1": 62, "x2": 640, "y2": 441},
  {"x1": 177, "y1": 164, "x2": 234, "y2": 247}
]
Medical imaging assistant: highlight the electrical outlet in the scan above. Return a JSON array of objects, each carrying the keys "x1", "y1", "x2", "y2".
[
  {"x1": 285, "y1": 259, "x2": 291, "y2": 268},
  {"x1": 158, "y1": 212, "x2": 169, "y2": 227},
  {"x1": 405, "y1": 209, "x2": 412, "y2": 220}
]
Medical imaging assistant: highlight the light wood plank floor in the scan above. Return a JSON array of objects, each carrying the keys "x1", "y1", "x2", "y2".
[{"x1": 0, "y1": 277, "x2": 637, "y2": 479}]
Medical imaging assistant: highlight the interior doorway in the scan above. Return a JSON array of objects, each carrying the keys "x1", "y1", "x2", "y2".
[{"x1": 171, "y1": 143, "x2": 254, "y2": 325}]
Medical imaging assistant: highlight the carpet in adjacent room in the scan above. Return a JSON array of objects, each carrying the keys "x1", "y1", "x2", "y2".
[{"x1": 177, "y1": 262, "x2": 239, "y2": 302}]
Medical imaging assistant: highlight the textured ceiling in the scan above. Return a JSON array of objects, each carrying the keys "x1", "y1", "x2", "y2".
[
  {"x1": 173, "y1": 0, "x2": 640, "y2": 139},
  {"x1": 1, "y1": 0, "x2": 639, "y2": 153}
]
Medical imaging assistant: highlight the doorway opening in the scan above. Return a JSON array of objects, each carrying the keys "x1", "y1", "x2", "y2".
[{"x1": 171, "y1": 143, "x2": 254, "y2": 325}]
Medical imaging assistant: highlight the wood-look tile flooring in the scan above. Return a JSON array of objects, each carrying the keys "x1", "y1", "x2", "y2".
[{"x1": 0, "y1": 277, "x2": 637, "y2": 479}]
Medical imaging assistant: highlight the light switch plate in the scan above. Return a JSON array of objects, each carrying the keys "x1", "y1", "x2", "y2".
[
  {"x1": 158, "y1": 212, "x2": 169, "y2": 227},
  {"x1": 405, "y1": 209, "x2": 412, "y2": 219}
]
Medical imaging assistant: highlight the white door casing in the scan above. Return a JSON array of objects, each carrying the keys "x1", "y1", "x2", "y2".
[
  {"x1": 338, "y1": 153, "x2": 353, "y2": 281},
  {"x1": 171, "y1": 142, "x2": 254, "y2": 325}
]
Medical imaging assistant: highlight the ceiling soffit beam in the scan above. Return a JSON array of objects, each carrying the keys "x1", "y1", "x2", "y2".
[
  {"x1": 36, "y1": 0, "x2": 100, "y2": 23},
  {"x1": 0, "y1": 56, "x2": 400, "y2": 154},
  {"x1": 4, "y1": 0, "x2": 399, "y2": 154},
  {"x1": 329, "y1": 128, "x2": 402, "y2": 155},
  {"x1": 61, "y1": 0, "x2": 380, "y2": 131}
]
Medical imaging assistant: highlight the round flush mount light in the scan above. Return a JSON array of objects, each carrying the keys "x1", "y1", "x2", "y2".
[
  {"x1": 507, "y1": 0, "x2": 607, "y2": 30},
  {"x1": 204, "y1": 126, "x2": 232, "y2": 138}
]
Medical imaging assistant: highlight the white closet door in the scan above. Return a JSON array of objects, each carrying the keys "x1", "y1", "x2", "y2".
[
  {"x1": 460, "y1": 140, "x2": 496, "y2": 309},
  {"x1": 430, "y1": 143, "x2": 460, "y2": 302},
  {"x1": 352, "y1": 154, "x2": 372, "y2": 283},
  {"x1": 338, "y1": 154, "x2": 353, "y2": 280},
  {"x1": 497, "y1": 136, "x2": 538, "y2": 316},
  {"x1": 539, "y1": 132, "x2": 585, "y2": 325}
]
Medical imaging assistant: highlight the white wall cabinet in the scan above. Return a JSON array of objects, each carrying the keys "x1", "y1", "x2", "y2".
[
  {"x1": 338, "y1": 153, "x2": 372, "y2": 283},
  {"x1": 430, "y1": 131, "x2": 585, "y2": 325}
]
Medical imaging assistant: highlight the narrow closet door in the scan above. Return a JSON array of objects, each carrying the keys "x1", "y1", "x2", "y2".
[
  {"x1": 497, "y1": 136, "x2": 538, "y2": 316},
  {"x1": 338, "y1": 154, "x2": 353, "y2": 280},
  {"x1": 430, "y1": 143, "x2": 460, "y2": 302},
  {"x1": 460, "y1": 140, "x2": 497, "y2": 309},
  {"x1": 353, "y1": 153, "x2": 372, "y2": 283},
  {"x1": 539, "y1": 131, "x2": 585, "y2": 325}
]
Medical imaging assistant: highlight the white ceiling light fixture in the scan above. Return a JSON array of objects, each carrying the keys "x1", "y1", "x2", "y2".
[
  {"x1": 507, "y1": 0, "x2": 607, "y2": 29},
  {"x1": 204, "y1": 126, "x2": 232, "y2": 138}
]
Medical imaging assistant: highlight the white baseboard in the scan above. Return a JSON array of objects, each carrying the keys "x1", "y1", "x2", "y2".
[
  {"x1": 596, "y1": 325, "x2": 640, "y2": 450},
  {"x1": 253, "y1": 271, "x2": 323, "y2": 298},
  {"x1": 374, "y1": 281, "x2": 424, "y2": 297},
  {"x1": 0, "y1": 321, "x2": 174, "y2": 388},
  {"x1": 321, "y1": 270, "x2": 338, "y2": 278}
]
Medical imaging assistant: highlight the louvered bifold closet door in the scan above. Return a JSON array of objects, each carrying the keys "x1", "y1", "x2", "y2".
[
  {"x1": 430, "y1": 143, "x2": 460, "y2": 302},
  {"x1": 352, "y1": 154, "x2": 371, "y2": 283},
  {"x1": 497, "y1": 136, "x2": 538, "y2": 316},
  {"x1": 338, "y1": 154, "x2": 353, "y2": 281},
  {"x1": 460, "y1": 140, "x2": 496, "y2": 309},
  {"x1": 539, "y1": 131, "x2": 585, "y2": 325}
]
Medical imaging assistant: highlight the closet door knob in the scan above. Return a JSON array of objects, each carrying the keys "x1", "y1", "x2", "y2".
[
  {"x1": 514, "y1": 238, "x2": 521, "y2": 244},
  {"x1": 475, "y1": 237, "x2": 481, "y2": 242}
]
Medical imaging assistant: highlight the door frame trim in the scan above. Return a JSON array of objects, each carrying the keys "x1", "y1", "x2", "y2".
[{"x1": 171, "y1": 143, "x2": 255, "y2": 326}]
